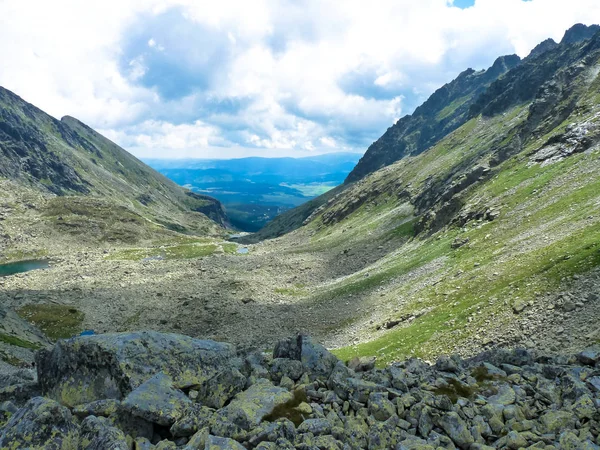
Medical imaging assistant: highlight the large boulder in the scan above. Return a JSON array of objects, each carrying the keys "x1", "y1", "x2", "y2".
[
  {"x1": 36, "y1": 331, "x2": 239, "y2": 406},
  {"x1": 218, "y1": 379, "x2": 293, "y2": 429},
  {"x1": 273, "y1": 335, "x2": 339, "y2": 380},
  {"x1": 0, "y1": 397, "x2": 79, "y2": 449},
  {"x1": 122, "y1": 373, "x2": 191, "y2": 426}
]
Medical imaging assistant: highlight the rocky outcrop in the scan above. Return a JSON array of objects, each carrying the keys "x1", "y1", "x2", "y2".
[
  {"x1": 2, "y1": 331, "x2": 600, "y2": 448},
  {"x1": 345, "y1": 54, "x2": 521, "y2": 183}
]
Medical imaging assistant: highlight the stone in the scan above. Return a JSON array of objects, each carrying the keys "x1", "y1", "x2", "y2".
[
  {"x1": 368, "y1": 392, "x2": 396, "y2": 421},
  {"x1": 436, "y1": 412, "x2": 474, "y2": 449},
  {"x1": 205, "y1": 435, "x2": 246, "y2": 449},
  {"x1": 487, "y1": 384, "x2": 516, "y2": 405},
  {"x1": 122, "y1": 373, "x2": 191, "y2": 426},
  {"x1": 218, "y1": 379, "x2": 293, "y2": 429},
  {"x1": 540, "y1": 410, "x2": 576, "y2": 433},
  {"x1": 72, "y1": 398, "x2": 121, "y2": 417},
  {"x1": 578, "y1": 347, "x2": 600, "y2": 366},
  {"x1": 274, "y1": 335, "x2": 339, "y2": 380},
  {"x1": 298, "y1": 418, "x2": 333, "y2": 435},
  {"x1": 79, "y1": 415, "x2": 129, "y2": 449},
  {"x1": 348, "y1": 356, "x2": 376, "y2": 372},
  {"x1": 196, "y1": 367, "x2": 246, "y2": 409},
  {"x1": 171, "y1": 404, "x2": 214, "y2": 437},
  {"x1": 183, "y1": 427, "x2": 209, "y2": 449},
  {"x1": 0, "y1": 397, "x2": 79, "y2": 449},
  {"x1": 270, "y1": 358, "x2": 304, "y2": 382},
  {"x1": 36, "y1": 331, "x2": 239, "y2": 406}
]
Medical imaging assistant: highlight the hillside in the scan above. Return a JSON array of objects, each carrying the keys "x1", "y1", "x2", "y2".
[{"x1": 0, "y1": 86, "x2": 229, "y2": 261}]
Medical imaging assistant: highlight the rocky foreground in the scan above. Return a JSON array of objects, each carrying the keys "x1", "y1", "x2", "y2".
[{"x1": 1, "y1": 332, "x2": 600, "y2": 449}]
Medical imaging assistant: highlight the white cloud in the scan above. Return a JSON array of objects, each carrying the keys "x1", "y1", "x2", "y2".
[{"x1": 1, "y1": 0, "x2": 600, "y2": 158}]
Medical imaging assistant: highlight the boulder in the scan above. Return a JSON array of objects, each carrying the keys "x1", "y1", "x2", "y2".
[
  {"x1": 0, "y1": 397, "x2": 79, "y2": 449},
  {"x1": 273, "y1": 335, "x2": 339, "y2": 380},
  {"x1": 205, "y1": 435, "x2": 246, "y2": 449},
  {"x1": 122, "y1": 373, "x2": 191, "y2": 426},
  {"x1": 218, "y1": 379, "x2": 293, "y2": 429},
  {"x1": 196, "y1": 367, "x2": 246, "y2": 409},
  {"x1": 171, "y1": 404, "x2": 215, "y2": 437},
  {"x1": 36, "y1": 331, "x2": 239, "y2": 406},
  {"x1": 78, "y1": 415, "x2": 128, "y2": 449}
]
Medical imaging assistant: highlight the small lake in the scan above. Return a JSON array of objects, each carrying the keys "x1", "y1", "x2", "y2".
[
  {"x1": 237, "y1": 247, "x2": 249, "y2": 254},
  {"x1": 0, "y1": 260, "x2": 50, "y2": 277}
]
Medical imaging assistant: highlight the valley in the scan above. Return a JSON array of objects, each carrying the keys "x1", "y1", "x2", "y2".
[{"x1": 3, "y1": 25, "x2": 600, "y2": 373}]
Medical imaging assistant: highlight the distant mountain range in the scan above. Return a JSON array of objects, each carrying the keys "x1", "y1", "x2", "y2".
[{"x1": 145, "y1": 153, "x2": 362, "y2": 231}]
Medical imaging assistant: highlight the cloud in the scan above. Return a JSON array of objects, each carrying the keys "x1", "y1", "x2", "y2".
[{"x1": 1, "y1": 0, "x2": 600, "y2": 158}]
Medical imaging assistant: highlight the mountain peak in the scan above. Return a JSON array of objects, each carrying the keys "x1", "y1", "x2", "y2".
[
  {"x1": 560, "y1": 23, "x2": 600, "y2": 45},
  {"x1": 526, "y1": 38, "x2": 558, "y2": 60}
]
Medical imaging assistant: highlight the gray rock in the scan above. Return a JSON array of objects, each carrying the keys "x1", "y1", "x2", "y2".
[
  {"x1": 270, "y1": 358, "x2": 304, "y2": 382},
  {"x1": 578, "y1": 347, "x2": 600, "y2": 365},
  {"x1": 79, "y1": 415, "x2": 128, "y2": 449},
  {"x1": 171, "y1": 404, "x2": 215, "y2": 437},
  {"x1": 0, "y1": 397, "x2": 79, "y2": 449},
  {"x1": 436, "y1": 411, "x2": 474, "y2": 449},
  {"x1": 122, "y1": 373, "x2": 191, "y2": 426},
  {"x1": 72, "y1": 398, "x2": 121, "y2": 417},
  {"x1": 274, "y1": 335, "x2": 339, "y2": 380},
  {"x1": 348, "y1": 356, "x2": 376, "y2": 372},
  {"x1": 205, "y1": 435, "x2": 246, "y2": 449},
  {"x1": 218, "y1": 379, "x2": 293, "y2": 429},
  {"x1": 196, "y1": 367, "x2": 246, "y2": 409},
  {"x1": 368, "y1": 392, "x2": 396, "y2": 421},
  {"x1": 298, "y1": 418, "x2": 332, "y2": 436},
  {"x1": 36, "y1": 331, "x2": 239, "y2": 406}
]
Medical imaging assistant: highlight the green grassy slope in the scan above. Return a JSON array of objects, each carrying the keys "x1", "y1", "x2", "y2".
[{"x1": 287, "y1": 30, "x2": 600, "y2": 364}]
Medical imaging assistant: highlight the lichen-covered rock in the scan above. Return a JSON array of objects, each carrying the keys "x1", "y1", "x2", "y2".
[
  {"x1": 273, "y1": 335, "x2": 339, "y2": 380},
  {"x1": 270, "y1": 358, "x2": 304, "y2": 382},
  {"x1": 73, "y1": 398, "x2": 121, "y2": 417},
  {"x1": 539, "y1": 410, "x2": 576, "y2": 433},
  {"x1": 122, "y1": 373, "x2": 191, "y2": 426},
  {"x1": 183, "y1": 427, "x2": 209, "y2": 449},
  {"x1": 36, "y1": 331, "x2": 239, "y2": 407},
  {"x1": 218, "y1": 379, "x2": 293, "y2": 429},
  {"x1": 0, "y1": 397, "x2": 79, "y2": 449},
  {"x1": 171, "y1": 404, "x2": 215, "y2": 437},
  {"x1": 436, "y1": 411, "x2": 474, "y2": 449},
  {"x1": 196, "y1": 367, "x2": 246, "y2": 409},
  {"x1": 205, "y1": 435, "x2": 246, "y2": 449},
  {"x1": 297, "y1": 417, "x2": 332, "y2": 436},
  {"x1": 78, "y1": 415, "x2": 128, "y2": 449},
  {"x1": 368, "y1": 392, "x2": 396, "y2": 421}
]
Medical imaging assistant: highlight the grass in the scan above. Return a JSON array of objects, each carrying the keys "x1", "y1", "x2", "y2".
[
  {"x1": 16, "y1": 304, "x2": 85, "y2": 340},
  {"x1": 107, "y1": 242, "x2": 218, "y2": 261},
  {"x1": 0, "y1": 332, "x2": 42, "y2": 350},
  {"x1": 275, "y1": 285, "x2": 307, "y2": 296}
]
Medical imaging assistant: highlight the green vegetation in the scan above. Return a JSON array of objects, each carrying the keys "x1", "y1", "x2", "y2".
[
  {"x1": 17, "y1": 304, "x2": 84, "y2": 340},
  {"x1": 107, "y1": 242, "x2": 219, "y2": 261},
  {"x1": 274, "y1": 285, "x2": 307, "y2": 296},
  {"x1": 0, "y1": 332, "x2": 42, "y2": 350}
]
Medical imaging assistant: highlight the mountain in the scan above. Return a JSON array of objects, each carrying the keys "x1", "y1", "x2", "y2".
[
  {"x1": 0, "y1": 86, "x2": 228, "y2": 257},
  {"x1": 145, "y1": 153, "x2": 362, "y2": 231},
  {"x1": 244, "y1": 24, "x2": 600, "y2": 363}
]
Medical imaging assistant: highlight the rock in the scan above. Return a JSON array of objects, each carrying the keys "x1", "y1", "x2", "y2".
[
  {"x1": 248, "y1": 419, "x2": 296, "y2": 446},
  {"x1": 435, "y1": 355, "x2": 460, "y2": 373},
  {"x1": 297, "y1": 418, "x2": 332, "y2": 436},
  {"x1": 540, "y1": 410, "x2": 576, "y2": 433},
  {"x1": 578, "y1": 347, "x2": 600, "y2": 365},
  {"x1": 273, "y1": 335, "x2": 339, "y2": 380},
  {"x1": 183, "y1": 427, "x2": 209, "y2": 449},
  {"x1": 487, "y1": 384, "x2": 516, "y2": 405},
  {"x1": 36, "y1": 331, "x2": 239, "y2": 406},
  {"x1": 122, "y1": 373, "x2": 191, "y2": 426},
  {"x1": 436, "y1": 411, "x2": 474, "y2": 449},
  {"x1": 79, "y1": 415, "x2": 129, "y2": 449},
  {"x1": 205, "y1": 435, "x2": 245, "y2": 449},
  {"x1": 368, "y1": 392, "x2": 396, "y2": 421},
  {"x1": 218, "y1": 379, "x2": 293, "y2": 429},
  {"x1": 171, "y1": 404, "x2": 214, "y2": 437},
  {"x1": 348, "y1": 356, "x2": 376, "y2": 372},
  {"x1": 196, "y1": 367, "x2": 246, "y2": 409},
  {"x1": 72, "y1": 398, "x2": 120, "y2": 417},
  {"x1": 270, "y1": 358, "x2": 304, "y2": 382},
  {"x1": 0, "y1": 397, "x2": 79, "y2": 449}
]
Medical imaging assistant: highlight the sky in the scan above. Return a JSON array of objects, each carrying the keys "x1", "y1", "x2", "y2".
[{"x1": 1, "y1": 0, "x2": 600, "y2": 159}]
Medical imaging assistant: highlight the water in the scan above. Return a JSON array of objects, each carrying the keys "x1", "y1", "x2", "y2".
[
  {"x1": 0, "y1": 259, "x2": 50, "y2": 277},
  {"x1": 237, "y1": 247, "x2": 249, "y2": 254}
]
